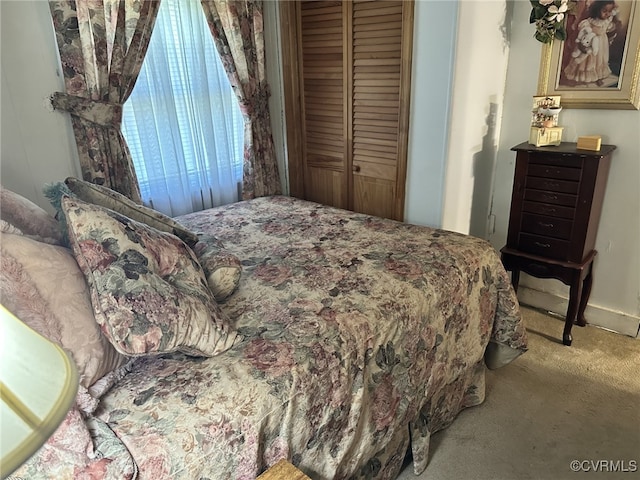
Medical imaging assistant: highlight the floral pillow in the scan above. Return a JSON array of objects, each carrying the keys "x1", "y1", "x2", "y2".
[
  {"x1": 61, "y1": 196, "x2": 243, "y2": 357},
  {"x1": 193, "y1": 235, "x2": 242, "y2": 302},
  {"x1": 64, "y1": 177, "x2": 199, "y2": 247}
]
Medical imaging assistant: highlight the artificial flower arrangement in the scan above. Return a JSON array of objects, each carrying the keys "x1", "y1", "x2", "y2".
[{"x1": 530, "y1": 0, "x2": 575, "y2": 43}]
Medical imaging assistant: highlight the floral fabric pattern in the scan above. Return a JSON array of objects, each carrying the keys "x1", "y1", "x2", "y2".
[
  {"x1": 65, "y1": 177, "x2": 199, "y2": 247},
  {"x1": 48, "y1": 1, "x2": 160, "y2": 202},
  {"x1": 94, "y1": 196, "x2": 527, "y2": 479},
  {"x1": 200, "y1": 0, "x2": 281, "y2": 199},
  {"x1": 193, "y1": 234, "x2": 242, "y2": 301},
  {"x1": 9, "y1": 409, "x2": 137, "y2": 480},
  {"x1": 62, "y1": 196, "x2": 243, "y2": 357}
]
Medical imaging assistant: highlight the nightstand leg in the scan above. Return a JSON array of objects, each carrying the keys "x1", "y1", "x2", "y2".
[
  {"x1": 563, "y1": 271, "x2": 584, "y2": 346},
  {"x1": 511, "y1": 268, "x2": 520, "y2": 292},
  {"x1": 577, "y1": 262, "x2": 594, "y2": 327}
]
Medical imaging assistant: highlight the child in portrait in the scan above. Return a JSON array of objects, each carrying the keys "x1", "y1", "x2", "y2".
[{"x1": 561, "y1": 0, "x2": 622, "y2": 86}]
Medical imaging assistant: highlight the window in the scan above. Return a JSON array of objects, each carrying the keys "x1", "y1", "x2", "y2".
[{"x1": 122, "y1": 0, "x2": 244, "y2": 217}]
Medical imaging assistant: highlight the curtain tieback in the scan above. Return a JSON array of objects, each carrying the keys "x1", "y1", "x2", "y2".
[
  {"x1": 50, "y1": 92, "x2": 123, "y2": 128},
  {"x1": 239, "y1": 84, "x2": 271, "y2": 120}
]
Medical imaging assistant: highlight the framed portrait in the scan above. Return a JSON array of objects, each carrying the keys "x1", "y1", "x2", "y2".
[{"x1": 537, "y1": 0, "x2": 640, "y2": 109}]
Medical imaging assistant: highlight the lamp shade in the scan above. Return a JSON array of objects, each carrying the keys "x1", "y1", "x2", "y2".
[{"x1": 0, "y1": 304, "x2": 78, "y2": 479}]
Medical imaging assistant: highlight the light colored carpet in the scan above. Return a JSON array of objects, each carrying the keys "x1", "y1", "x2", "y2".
[{"x1": 397, "y1": 306, "x2": 640, "y2": 480}]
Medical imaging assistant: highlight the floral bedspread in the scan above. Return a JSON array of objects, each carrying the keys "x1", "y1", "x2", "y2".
[{"x1": 95, "y1": 196, "x2": 527, "y2": 479}]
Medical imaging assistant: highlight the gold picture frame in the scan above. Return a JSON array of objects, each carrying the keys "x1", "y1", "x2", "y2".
[{"x1": 537, "y1": 0, "x2": 640, "y2": 109}]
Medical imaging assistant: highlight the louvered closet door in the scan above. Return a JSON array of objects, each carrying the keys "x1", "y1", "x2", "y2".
[
  {"x1": 292, "y1": 0, "x2": 413, "y2": 220},
  {"x1": 352, "y1": 0, "x2": 407, "y2": 219},
  {"x1": 299, "y1": 1, "x2": 348, "y2": 209}
]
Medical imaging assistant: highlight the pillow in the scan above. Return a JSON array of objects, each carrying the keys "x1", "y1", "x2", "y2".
[
  {"x1": 61, "y1": 195, "x2": 243, "y2": 357},
  {"x1": 64, "y1": 177, "x2": 199, "y2": 247},
  {"x1": 0, "y1": 232, "x2": 126, "y2": 388},
  {"x1": 0, "y1": 185, "x2": 63, "y2": 245},
  {"x1": 193, "y1": 235, "x2": 242, "y2": 302}
]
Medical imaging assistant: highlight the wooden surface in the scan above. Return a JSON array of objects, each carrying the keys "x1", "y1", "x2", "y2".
[
  {"x1": 507, "y1": 142, "x2": 614, "y2": 263},
  {"x1": 257, "y1": 459, "x2": 311, "y2": 480},
  {"x1": 503, "y1": 142, "x2": 615, "y2": 345},
  {"x1": 280, "y1": 0, "x2": 414, "y2": 221},
  {"x1": 501, "y1": 247, "x2": 596, "y2": 346},
  {"x1": 279, "y1": 1, "x2": 304, "y2": 199}
]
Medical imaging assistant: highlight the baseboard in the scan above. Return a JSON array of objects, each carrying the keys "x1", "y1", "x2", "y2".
[{"x1": 516, "y1": 286, "x2": 640, "y2": 338}]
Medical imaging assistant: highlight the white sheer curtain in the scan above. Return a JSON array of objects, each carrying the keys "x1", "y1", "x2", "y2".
[{"x1": 122, "y1": 0, "x2": 244, "y2": 217}]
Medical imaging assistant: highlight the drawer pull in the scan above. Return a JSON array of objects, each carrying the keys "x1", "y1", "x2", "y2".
[
  {"x1": 544, "y1": 181, "x2": 560, "y2": 189},
  {"x1": 538, "y1": 221, "x2": 554, "y2": 228},
  {"x1": 539, "y1": 207, "x2": 557, "y2": 214},
  {"x1": 534, "y1": 241, "x2": 551, "y2": 248},
  {"x1": 542, "y1": 194, "x2": 558, "y2": 201}
]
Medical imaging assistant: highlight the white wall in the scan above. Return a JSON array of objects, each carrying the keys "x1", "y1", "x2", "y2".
[
  {"x1": 442, "y1": 0, "x2": 511, "y2": 238},
  {"x1": 0, "y1": 0, "x2": 80, "y2": 213},
  {"x1": 491, "y1": 1, "x2": 640, "y2": 336},
  {"x1": 404, "y1": 0, "x2": 459, "y2": 227}
]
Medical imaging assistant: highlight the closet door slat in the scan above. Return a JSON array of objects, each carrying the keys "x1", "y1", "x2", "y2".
[
  {"x1": 291, "y1": 0, "x2": 413, "y2": 220},
  {"x1": 299, "y1": 1, "x2": 348, "y2": 209}
]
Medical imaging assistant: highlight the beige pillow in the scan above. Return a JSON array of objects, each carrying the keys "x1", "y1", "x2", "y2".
[
  {"x1": 0, "y1": 232, "x2": 126, "y2": 388},
  {"x1": 0, "y1": 185, "x2": 63, "y2": 245},
  {"x1": 64, "y1": 177, "x2": 199, "y2": 247},
  {"x1": 62, "y1": 196, "x2": 243, "y2": 357}
]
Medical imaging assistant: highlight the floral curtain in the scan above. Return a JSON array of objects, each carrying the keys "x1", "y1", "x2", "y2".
[
  {"x1": 200, "y1": 0, "x2": 281, "y2": 199},
  {"x1": 49, "y1": 0, "x2": 160, "y2": 203}
]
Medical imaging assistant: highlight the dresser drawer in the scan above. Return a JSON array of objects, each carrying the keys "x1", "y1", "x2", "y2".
[
  {"x1": 522, "y1": 201, "x2": 575, "y2": 219},
  {"x1": 527, "y1": 164, "x2": 581, "y2": 181},
  {"x1": 528, "y1": 152, "x2": 584, "y2": 168},
  {"x1": 524, "y1": 189, "x2": 577, "y2": 207},
  {"x1": 518, "y1": 233, "x2": 570, "y2": 260},
  {"x1": 521, "y1": 213, "x2": 573, "y2": 239},
  {"x1": 526, "y1": 176, "x2": 579, "y2": 194}
]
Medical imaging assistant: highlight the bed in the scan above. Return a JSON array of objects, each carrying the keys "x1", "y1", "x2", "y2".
[{"x1": 1, "y1": 185, "x2": 527, "y2": 480}]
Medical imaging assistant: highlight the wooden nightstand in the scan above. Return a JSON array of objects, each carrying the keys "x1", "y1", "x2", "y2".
[
  {"x1": 502, "y1": 142, "x2": 614, "y2": 346},
  {"x1": 258, "y1": 459, "x2": 311, "y2": 479}
]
